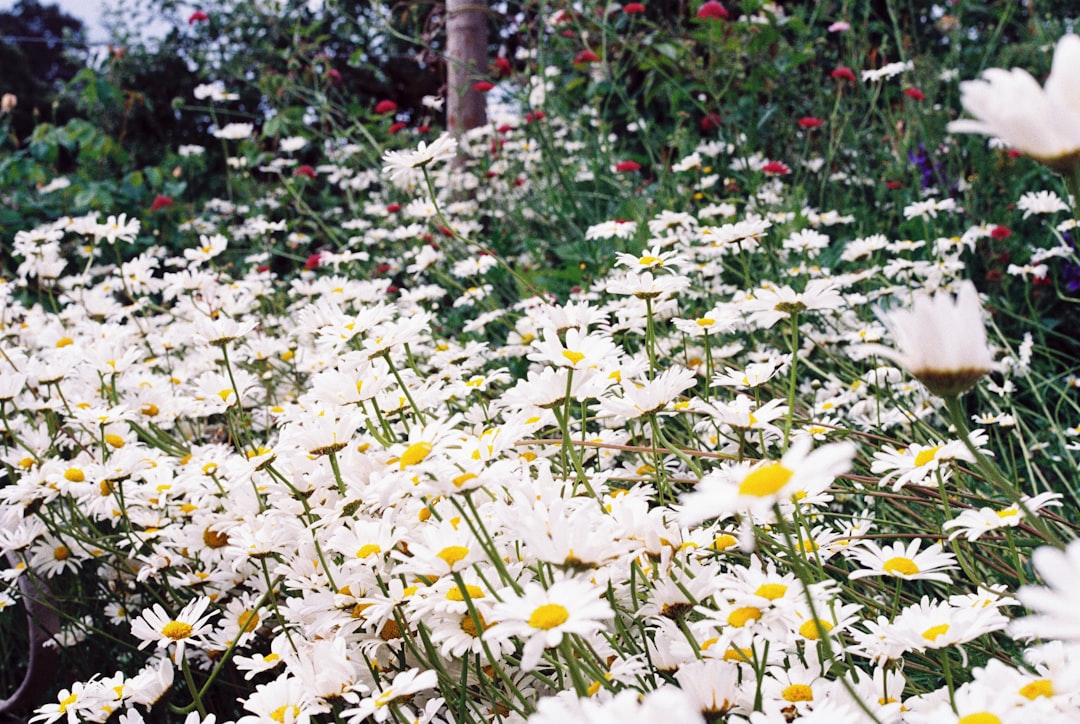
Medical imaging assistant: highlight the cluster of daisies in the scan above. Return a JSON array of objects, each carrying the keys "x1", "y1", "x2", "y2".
[{"x1": 4, "y1": 35, "x2": 1080, "y2": 724}]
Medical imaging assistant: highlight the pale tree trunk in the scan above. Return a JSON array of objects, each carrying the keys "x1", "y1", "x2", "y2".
[{"x1": 446, "y1": 0, "x2": 488, "y2": 135}]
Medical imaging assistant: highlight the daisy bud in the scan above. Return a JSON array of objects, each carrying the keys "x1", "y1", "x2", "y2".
[{"x1": 872, "y1": 281, "x2": 995, "y2": 398}]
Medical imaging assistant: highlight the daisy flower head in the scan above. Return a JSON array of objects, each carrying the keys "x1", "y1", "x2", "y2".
[
  {"x1": 129, "y1": 596, "x2": 216, "y2": 662},
  {"x1": 846, "y1": 538, "x2": 958, "y2": 583},
  {"x1": 869, "y1": 281, "x2": 995, "y2": 397},
  {"x1": 381, "y1": 133, "x2": 458, "y2": 184},
  {"x1": 341, "y1": 668, "x2": 439, "y2": 723},
  {"x1": 870, "y1": 432, "x2": 982, "y2": 491},
  {"x1": 948, "y1": 34, "x2": 1080, "y2": 172},
  {"x1": 1012, "y1": 540, "x2": 1080, "y2": 643},
  {"x1": 487, "y1": 578, "x2": 614, "y2": 671},
  {"x1": 679, "y1": 438, "x2": 856, "y2": 527},
  {"x1": 943, "y1": 492, "x2": 1063, "y2": 542}
]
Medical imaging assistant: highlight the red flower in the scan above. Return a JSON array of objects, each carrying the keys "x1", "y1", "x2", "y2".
[
  {"x1": 388, "y1": 121, "x2": 407, "y2": 134},
  {"x1": 797, "y1": 116, "x2": 823, "y2": 128},
  {"x1": 574, "y1": 50, "x2": 600, "y2": 64},
  {"x1": 326, "y1": 69, "x2": 342, "y2": 85},
  {"x1": 188, "y1": 10, "x2": 209, "y2": 24},
  {"x1": 472, "y1": 81, "x2": 495, "y2": 92},
  {"x1": 885, "y1": 180, "x2": 904, "y2": 189},
  {"x1": 1006, "y1": 149, "x2": 1022, "y2": 159},
  {"x1": 305, "y1": 252, "x2": 321, "y2": 270},
  {"x1": 615, "y1": 160, "x2": 642, "y2": 172},
  {"x1": 417, "y1": 125, "x2": 431, "y2": 133},
  {"x1": 495, "y1": 57, "x2": 512, "y2": 77},
  {"x1": 149, "y1": 194, "x2": 173, "y2": 212},
  {"x1": 374, "y1": 99, "x2": 398, "y2": 114},
  {"x1": 496, "y1": 124, "x2": 515, "y2": 133},
  {"x1": 623, "y1": 2, "x2": 646, "y2": 12},
  {"x1": 1033, "y1": 274, "x2": 1052, "y2": 287},
  {"x1": 700, "y1": 113, "x2": 722, "y2": 131},
  {"x1": 830, "y1": 66, "x2": 856, "y2": 82},
  {"x1": 525, "y1": 111, "x2": 546, "y2": 123},
  {"x1": 985, "y1": 269, "x2": 1002, "y2": 283},
  {"x1": 294, "y1": 165, "x2": 316, "y2": 179},
  {"x1": 903, "y1": 87, "x2": 925, "y2": 101},
  {"x1": 696, "y1": 0, "x2": 728, "y2": 19},
  {"x1": 761, "y1": 161, "x2": 790, "y2": 175},
  {"x1": 386, "y1": 203, "x2": 402, "y2": 213},
  {"x1": 990, "y1": 225, "x2": 1012, "y2": 240}
]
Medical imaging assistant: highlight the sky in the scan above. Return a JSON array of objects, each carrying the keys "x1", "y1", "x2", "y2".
[{"x1": 0, "y1": 0, "x2": 172, "y2": 44}]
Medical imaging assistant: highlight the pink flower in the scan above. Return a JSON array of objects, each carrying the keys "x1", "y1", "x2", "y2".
[
  {"x1": 828, "y1": 20, "x2": 850, "y2": 32},
  {"x1": 761, "y1": 160, "x2": 791, "y2": 175},
  {"x1": 149, "y1": 194, "x2": 173, "y2": 212},
  {"x1": 294, "y1": 165, "x2": 316, "y2": 179},
  {"x1": 326, "y1": 69, "x2": 342, "y2": 85},
  {"x1": 831, "y1": 66, "x2": 856, "y2": 82},
  {"x1": 696, "y1": 1, "x2": 728, "y2": 19},
  {"x1": 701, "y1": 112, "x2": 722, "y2": 131}
]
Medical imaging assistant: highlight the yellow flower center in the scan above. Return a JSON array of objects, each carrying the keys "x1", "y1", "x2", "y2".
[
  {"x1": 53, "y1": 545, "x2": 70, "y2": 561},
  {"x1": 1019, "y1": 679, "x2": 1053, "y2": 700},
  {"x1": 399, "y1": 441, "x2": 432, "y2": 469},
  {"x1": 460, "y1": 611, "x2": 487, "y2": 636},
  {"x1": 957, "y1": 715, "x2": 1001, "y2": 724},
  {"x1": 798, "y1": 618, "x2": 834, "y2": 640},
  {"x1": 56, "y1": 337, "x2": 74, "y2": 348},
  {"x1": 437, "y1": 545, "x2": 469, "y2": 567},
  {"x1": 727, "y1": 606, "x2": 762, "y2": 627},
  {"x1": 914, "y1": 446, "x2": 942, "y2": 467},
  {"x1": 238, "y1": 609, "x2": 259, "y2": 633},
  {"x1": 453, "y1": 472, "x2": 478, "y2": 488},
  {"x1": 58, "y1": 692, "x2": 78, "y2": 713},
  {"x1": 696, "y1": 317, "x2": 715, "y2": 327},
  {"x1": 104, "y1": 433, "x2": 125, "y2": 448},
  {"x1": 782, "y1": 684, "x2": 814, "y2": 702},
  {"x1": 922, "y1": 623, "x2": 950, "y2": 642},
  {"x1": 755, "y1": 583, "x2": 788, "y2": 600},
  {"x1": 64, "y1": 468, "x2": 85, "y2": 483},
  {"x1": 883, "y1": 557, "x2": 920, "y2": 576},
  {"x1": 528, "y1": 603, "x2": 570, "y2": 630},
  {"x1": 712, "y1": 534, "x2": 737, "y2": 551},
  {"x1": 446, "y1": 584, "x2": 484, "y2": 601},
  {"x1": 738, "y1": 463, "x2": 793, "y2": 497},
  {"x1": 161, "y1": 620, "x2": 194, "y2": 640},
  {"x1": 996, "y1": 508, "x2": 1020, "y2": 519},
  {"x1": 203, "y1": 528, "x2": 229, "y2": 548},
  {"x1": 270, "y1": 704, "x2": 300, "y2": 722},
  {"x1": 562, "y1": 350, "x2": 585, "y2": 365},
  {"x1": 356, "y1": 543, "x2": 382, "y2": 558}
]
